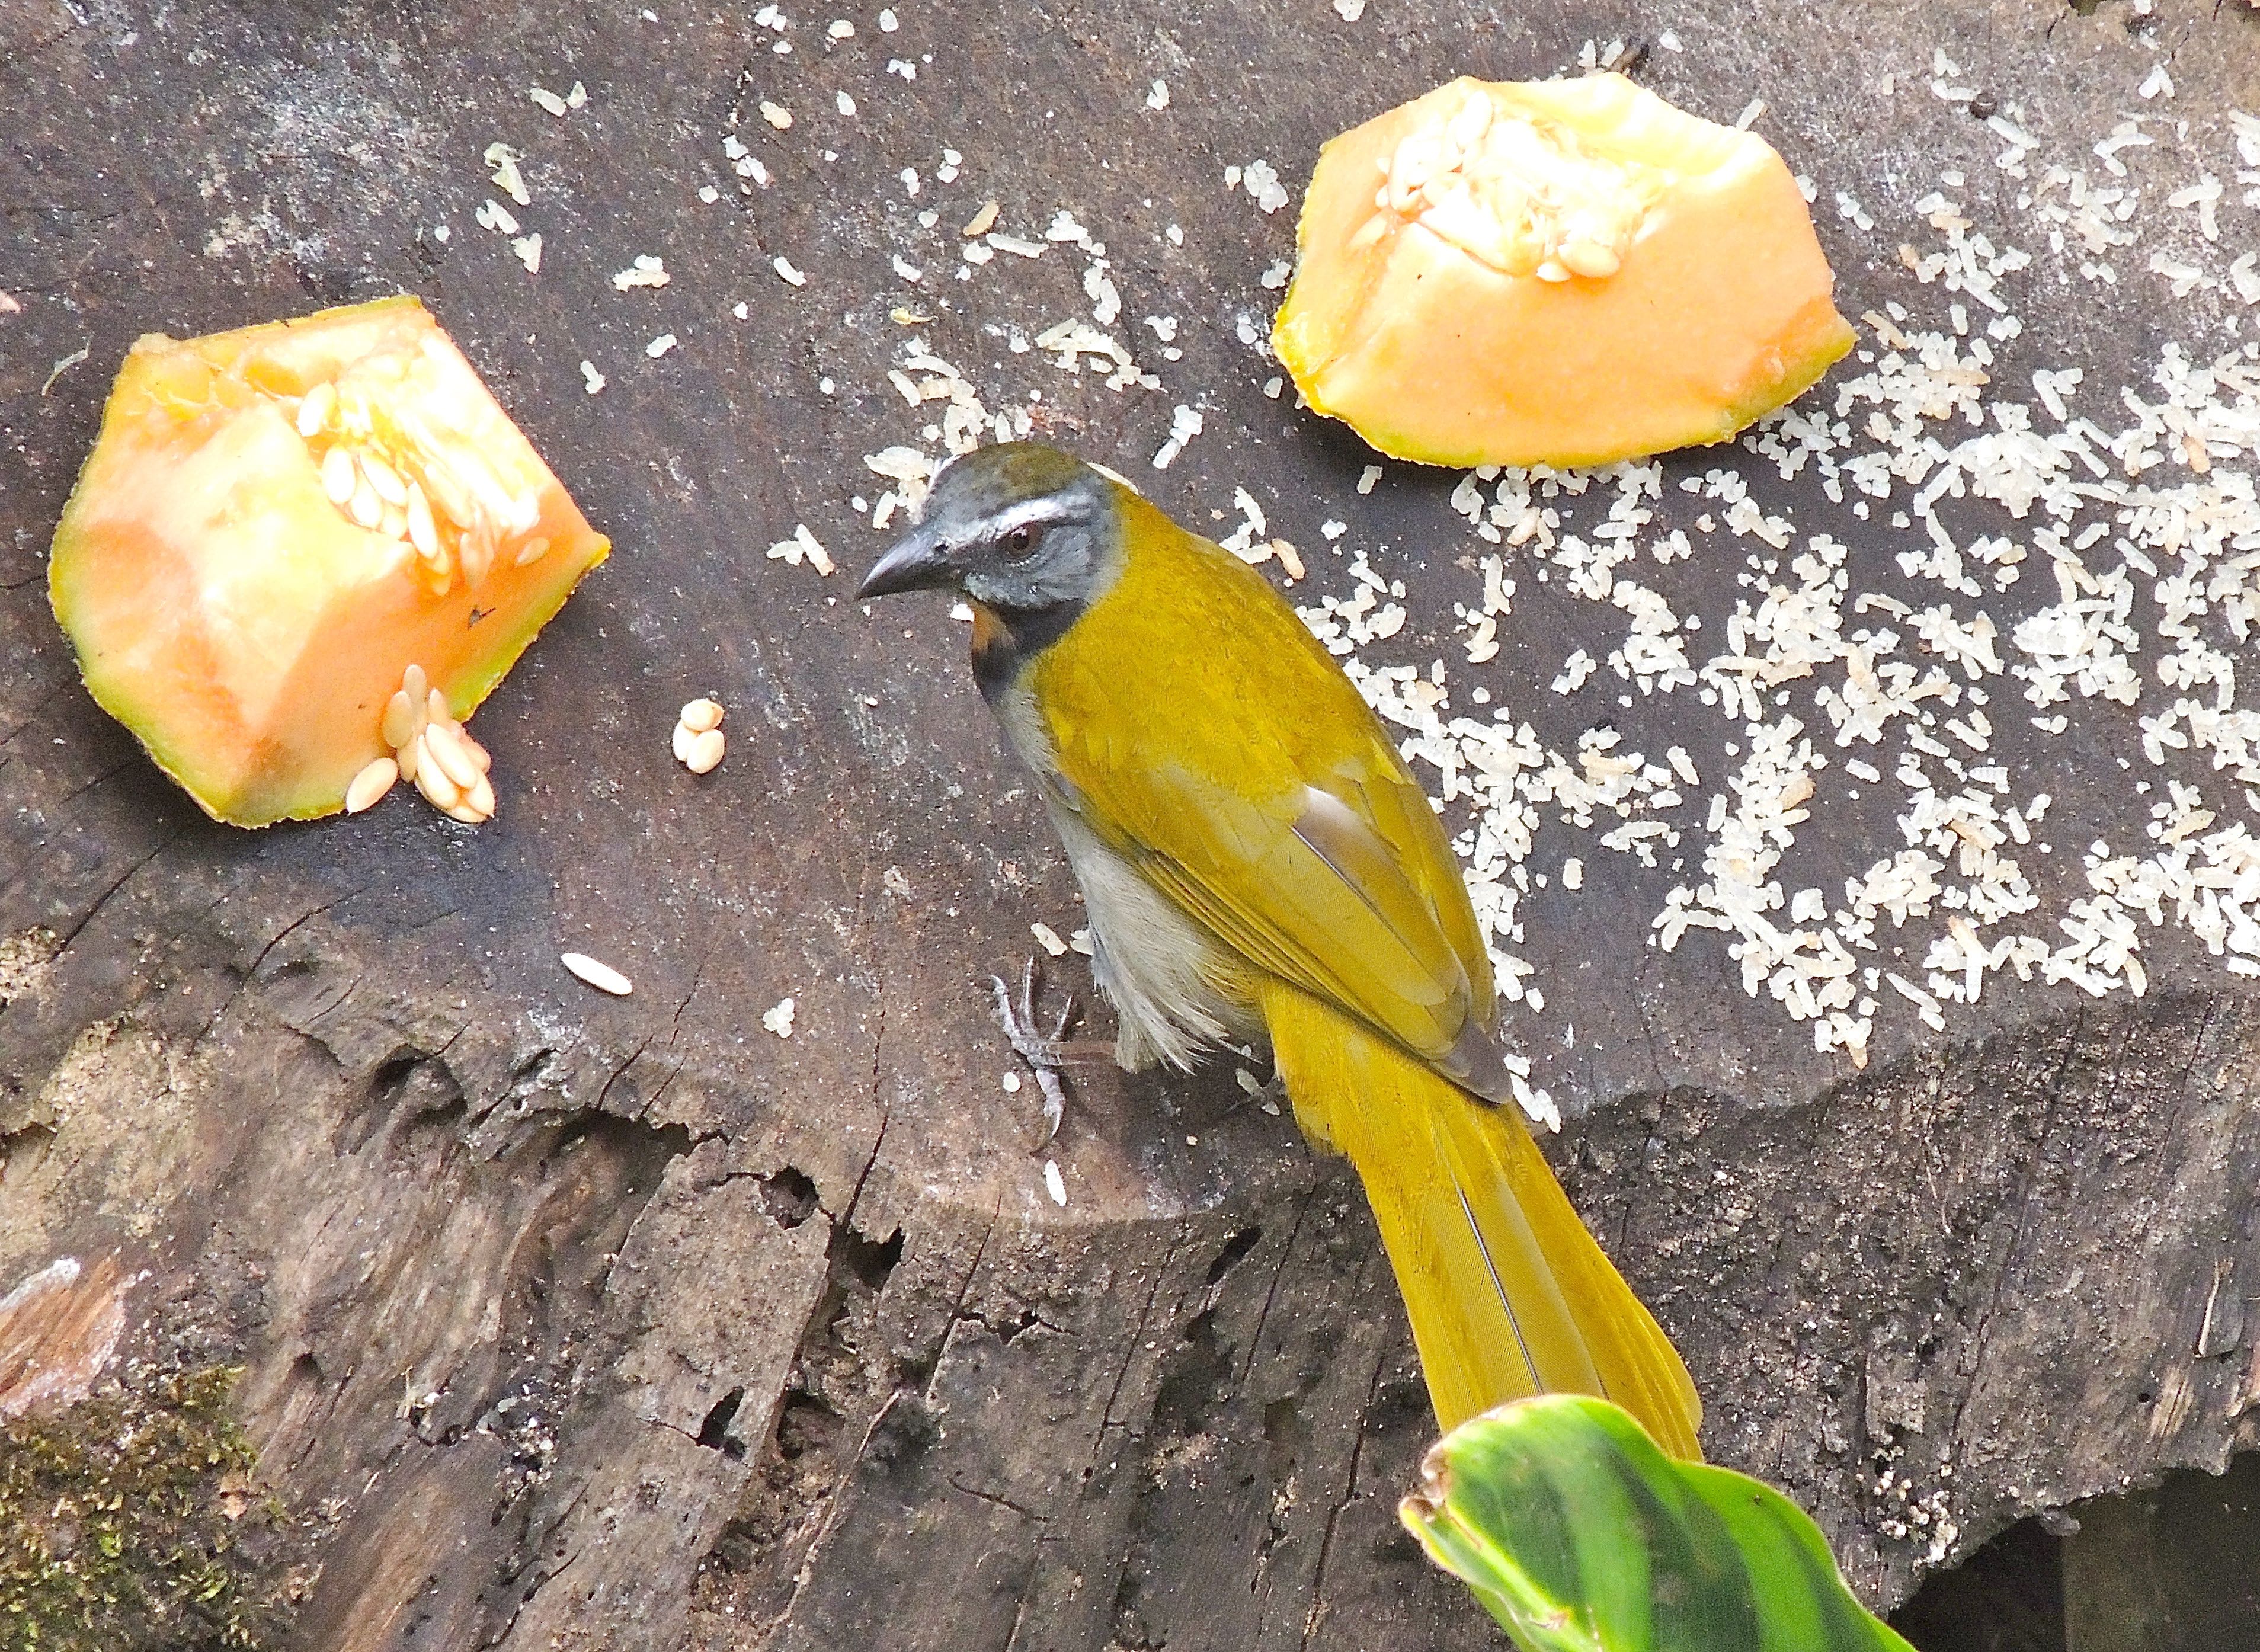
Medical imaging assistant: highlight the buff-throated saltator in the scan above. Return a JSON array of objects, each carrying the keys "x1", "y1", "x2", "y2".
[{"x1": 859, "y1": 441, "x2": 1699, "y2": 1456}]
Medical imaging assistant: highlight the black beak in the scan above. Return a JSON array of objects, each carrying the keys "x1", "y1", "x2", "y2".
[{"x1": 856, "y1": 524, "x2": 956, "y2": 600}]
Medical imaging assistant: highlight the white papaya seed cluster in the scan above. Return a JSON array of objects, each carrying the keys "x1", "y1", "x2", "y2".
[{"x1": 1358, "y1": 88, "x2": 1660, "y2": 284}]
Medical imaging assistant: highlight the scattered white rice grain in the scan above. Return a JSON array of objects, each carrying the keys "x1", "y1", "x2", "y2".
[
  {"x1": 761, "y1": 996, "x2": 796, "y2": 1036},
  {"x1": 345, "y1": 757, "x2": 398, "y2": 814},
  {"x1": 1357, "y1": 465, "x2": 1381, "y2": 494},
  {"x1": 680, "y1": 697, "x2": 725, "y2": 733},
  {"x1": 512, "y1": 233, "x2": 542, "y2": 273},
  {"x1": 530, "y1": 85, "x2": 569, "y2": 116},
  {"x1": 562, "y1": 953, "x2": 635, "y2": 996},
  {"x1": 1043, "y1": 1159, "x2": 1067, "y2": 1205},
  {"x1": 773, "y1": 255, "x2": 807, "y2": 286},
  {"x1": 645, "y1": 333, "x2": 678, "y2": 358},
  {"x1": 484, "y1": 142, "x2": 530, "y2": 206},
  {"x1": 2166, "y1": 174, "x2": 2223, "y2": 242},
  {"x1": 878, "y1": 7, "x2": 898, "y2": 27},
  {"x1": 1217, "y1": 488, "x2": 1270, "y2": 561},
  {"x1": 1333, "y1": 0, "x2": 1366, "y2": 18},
  {"x1": 2229, "y1": 252, "x2": 2260, "y2": 306},
  {"x1": 837, "y1": 117, "x2": 2260, "y2": 1065},
  {"x1": 1240, "y1": 158, "x2": 1289, "y2": 213},
  {"x1": 1562, "y1": 857, "x2": 1585, "y2": 891},
  {"x1": 566, "y1": 81, "x2": 587, "y2": 109},
  {"x1": 827, "y1": 17, "x2": 854, "y2": 37},
  {"x1": 963, "y1": 200, "x2": 1001, "y2": 237},
  {"x1": 767, "y1": 523, "x2": 834, "y2": 575},
  {"x1": 1146, "y1": 80, "x2": 1169, "y2": 110},
  {"x1": 1551, "y1": 650, "x2": 1597, "y2": 694},
  {"x1": 1031, "y1": 921, "x2": 1069, "y2": 956},
  {"x1": 581, "y1": 359, "x2": 607, "y2": 394},
  {"x1": 1152, "y1": 404, "x2": 1203, "y2": 469},
  {"x1": 612, "y1": 254, "x2": 670, "y2": 291}
]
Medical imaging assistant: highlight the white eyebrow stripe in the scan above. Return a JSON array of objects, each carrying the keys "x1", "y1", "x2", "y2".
[{"x1": 985, "y1": 495, "x2": 1086, "y2": 538}]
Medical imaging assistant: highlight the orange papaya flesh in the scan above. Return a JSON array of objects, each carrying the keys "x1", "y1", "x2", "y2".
[
  {"x1": 1273, "y1": 73, "x2": 1858, "y2": 469},
  {"x1": 48, "y1": 295, "x2": 609, "y2": 826}
]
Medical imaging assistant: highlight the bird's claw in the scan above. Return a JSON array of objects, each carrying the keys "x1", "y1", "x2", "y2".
[
  {"x1": 990, "y1": 958, "x2": 1075, "y2": 1151},
  {"x1": 1232, "y1": 1059, "x2": 1287, "y2": 1117},
  {"x1": 991, "y1": 956, "x2": 1073, "y2": 1060}
]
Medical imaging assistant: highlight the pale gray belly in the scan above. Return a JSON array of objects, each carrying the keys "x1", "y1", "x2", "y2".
[
  {"x1": 988, "y1": 674, "x2": 1255, "y2": 1072},
  {"x1": 1043, "y1": 799, "x2": 1260, "y2": 1072}
]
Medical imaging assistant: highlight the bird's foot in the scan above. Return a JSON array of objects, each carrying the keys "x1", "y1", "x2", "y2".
[
  {"x1": 990, "y1": 958, "x2": 1076, "y2": 1151},
  {"x1": 1231, "y1": 1059, "x2": 1287, "y2": 1117}
]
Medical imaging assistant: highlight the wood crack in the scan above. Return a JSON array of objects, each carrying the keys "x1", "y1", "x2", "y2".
[
  {"x1": 1240, "y1": 1182, "x2": 1318, "y2": 1387},
  {"x1": 1945, "y1": 1009, "x2": 2087, "y2": 1448},
  {"x1": 1095, "y1": 1228, "x2": 1187, "y2": 1452},
  {"x1": 1299, "y1": 1341, "x2": 1390, "y2": 1652}
]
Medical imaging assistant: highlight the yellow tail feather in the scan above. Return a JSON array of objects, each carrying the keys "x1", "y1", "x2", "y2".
[{"x1": 1261, "y1": 980, "x2": 1703, "y2": 1459}]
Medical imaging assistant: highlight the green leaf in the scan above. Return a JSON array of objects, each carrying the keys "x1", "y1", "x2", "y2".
[{"x1": 1400, "y1": 1395, "x2": 1915, "y2": 1652}]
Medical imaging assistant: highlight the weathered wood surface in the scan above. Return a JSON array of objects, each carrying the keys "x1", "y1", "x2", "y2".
[{"x1": 3, "y1": 0, "x2": 2259, "y2": 1647}]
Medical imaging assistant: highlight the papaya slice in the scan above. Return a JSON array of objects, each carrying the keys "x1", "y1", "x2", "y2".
[
  {"x1": 1273, "y1": 73, "x2": 1858, "y2": 469},
  {"x1": 48, "y1": 296, "x2": 609, "y2": 827}
]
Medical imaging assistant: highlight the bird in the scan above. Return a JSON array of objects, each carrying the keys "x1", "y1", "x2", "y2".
[{"x1": 857, "y1": 441, "x2": 1700, "y2": 1456}]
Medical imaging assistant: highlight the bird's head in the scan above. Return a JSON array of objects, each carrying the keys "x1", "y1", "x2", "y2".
[{"x1": 856, "y1": 442, "x2": 1123, "y2": 616}]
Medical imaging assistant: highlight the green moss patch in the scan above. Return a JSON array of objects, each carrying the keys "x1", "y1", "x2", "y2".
[{"x1": 1, "y1": 1366, "x2": 302, "y2": 1650}]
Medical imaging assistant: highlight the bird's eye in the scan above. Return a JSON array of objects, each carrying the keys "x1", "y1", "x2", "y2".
[{"x1": 1001, "y1": 525, "x2": 1039, "y2": 559}]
